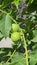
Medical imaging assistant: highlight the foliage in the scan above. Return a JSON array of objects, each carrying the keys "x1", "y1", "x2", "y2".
[{"x1": 0, "y1": 0, "x2": 37, "y2": 65}]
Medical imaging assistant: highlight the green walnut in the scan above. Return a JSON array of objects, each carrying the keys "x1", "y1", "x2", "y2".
[
  {"x1": 11, "y1": 23, "x2": 19, "y2": 32},
  {"x1": 11, "y1": 32, "x2": 21, "y2": 41}
]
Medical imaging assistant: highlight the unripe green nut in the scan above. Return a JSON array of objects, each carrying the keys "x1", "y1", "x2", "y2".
[
  {"x1": 11, "y1": 23, "x2": 19, "y2": 32},
  {"x1": 11, "y1": 32, "x2": 21, "y2": 42}
]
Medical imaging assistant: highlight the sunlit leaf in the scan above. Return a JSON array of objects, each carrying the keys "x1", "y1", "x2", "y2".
[{"x1": 0, "y1": 14, "x2": 12, "y2": 37}]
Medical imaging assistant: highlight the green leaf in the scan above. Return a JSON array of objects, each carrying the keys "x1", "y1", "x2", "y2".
[
  {"x1": 30, "y1": 50, "x2": 37, "y2": 65},
  {"x1": 0, "y1": 14, "x2": 12, "y2": 37},
  {"x1": 0, "y1": 63, "x2": 2, "y2": 65},
  {"x1": 0, "y1": 32, "x2": 3, "y2": 38},
  {"x1": 31, "y1": 30, "x2": 37, "y2": 42},
  {"x1": 31, "y1": 36, "x2": 37, "y2": 42},
  {"x1": 33, "y1": 30, "x2": 37, "y2": 36},
  {"x1": 11, "y1": 52, "x2": 26, "y2": 65},
  {"x1": 4, "y1": 62, "x2": 10, "y2": 65},
  {"x1": 1, "y1": 0, "x2": 13, "y2": 8},
  {"x1": 13, "y1": 0, "x2": 20, "y2": 8},
  {"x1": 29, "y1": 0, "x2": 34, "y2": 4},
  {"x1": 32, "y1": 44, "x2": 37, "y2": 50}
]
